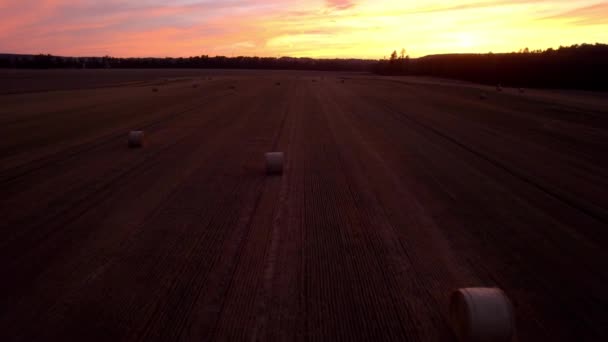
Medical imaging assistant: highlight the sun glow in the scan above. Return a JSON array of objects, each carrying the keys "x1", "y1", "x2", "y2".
[
  {"x1": 0, "y1": 1, "x2": 606, "y2": 58},
  {"x1": 456, "y1": 33, "x2": 477, "y2": 50}
]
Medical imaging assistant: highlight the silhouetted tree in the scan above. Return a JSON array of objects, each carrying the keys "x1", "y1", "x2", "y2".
[
  {"x1": 374, "y1": 43, "x2": 608, "y2": 90},
  {"x1": 0, "y1": 53, "x2": 377, "y2": 72},
  {"x1": 2, "y1": 43, "x2": 607, "y2": 90},
  {"x1": 390, "y1": 50, "x2": 398, "y2": 63}
]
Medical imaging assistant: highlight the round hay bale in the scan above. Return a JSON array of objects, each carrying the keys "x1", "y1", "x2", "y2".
[
  {"x1": 265, "y1": 152, "x2": 284, "y2": 175},
  {"x1": 128, "y1": 131, "x2": 145, "y2": 148},
  {"x1": 276, "y1": 82, "x2": 281, "y2": 86},
  {"x1": 449, "y1": 287, "x2": 515, "y2": 342}
]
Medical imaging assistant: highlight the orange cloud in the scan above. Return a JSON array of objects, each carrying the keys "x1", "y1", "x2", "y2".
[
  {"x1": 542, "y1": 2, "x2": 608, "y2": 25},
  {"x1": 326, "y1": 0, "x2": 357, "y2": 10},
  {"x1": 0, "y1": 1, "x2": 606, "y2": 58}
]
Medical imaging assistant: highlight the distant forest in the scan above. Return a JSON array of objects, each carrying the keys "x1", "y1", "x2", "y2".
[
  {"x1": 1, "y1": 43, "x2": 606, "y2": 90},
  {"x1": 0, "y1": 54, "x2": 375, "y2": 72},
  {"x1": 375, "y1": 43, "x2": 608, "y2": 90}
]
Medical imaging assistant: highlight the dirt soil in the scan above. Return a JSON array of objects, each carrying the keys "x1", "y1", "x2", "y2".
[{"x1": 1, "y1": 69, "x2": 607, "y2": 341}]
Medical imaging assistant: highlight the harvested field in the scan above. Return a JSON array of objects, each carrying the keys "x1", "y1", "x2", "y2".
[{"x1": 1, "y1": 69, "x2": 607, "y2": 341}]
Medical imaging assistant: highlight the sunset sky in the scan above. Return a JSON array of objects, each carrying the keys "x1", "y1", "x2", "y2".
[{"x1": 1, "y1": 0, "x2": 606, "y2": 58}]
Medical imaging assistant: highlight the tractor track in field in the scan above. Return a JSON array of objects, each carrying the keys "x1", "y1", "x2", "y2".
[
  {"x1": 334, "y1": 81, "x2": 608, "y2": 340},
  {"x1": 344, "y1": 81, "x2": 608, "y2": 227},
  {"x1": 205, "y1": 82, "x2": 293, "y2": 341},
  {"x1": 376, "y1": 99, "x2": 608, "y2": 225},
  {"x1": 0, "y1": 89, "x2": 243, "y2": 257},
  {"x1": 318, "y1": 84, "x2": 463, "y2": 340},
  {"x1": 0, "y1": 80, "x2": 290, "y2": 340},
  {"x1": 281, "y1": 82, "x2": 412, "y2": 341},
  {"x1": 164, "y1": 85, "x2": 288, "y2": 339},
  {"x1": 157, "y1": 81, "x2": 293, "y2": 342},
  {"x1": 1, "y1": 71, "x2": 607, "y2": 341},
  {"x1": 0, "y1": 89, "x2": 232, "y2": 189},
  {"x1": 328, "y1": 83, "x2": 556, "y2": 339},
  {"x1": 0, "y1": 82, "x2": 260, "y2": 258}
]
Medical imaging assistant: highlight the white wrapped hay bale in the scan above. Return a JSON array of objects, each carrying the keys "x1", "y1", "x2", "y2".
[
  {"x1": 128, "y1": 131, "x2": 145, "y2": 148},
  {"x1": 450, "y1": 287, "x2": 515, "y2": 342},
  {"x1": 265, "y1": 152, "x2": 284, "y2": 175}
]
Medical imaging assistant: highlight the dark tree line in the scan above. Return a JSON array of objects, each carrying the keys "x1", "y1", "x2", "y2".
[
  {"x1": 374, "y1": 43, "x2": 608, "y2": 90},
  {"x1": 2, "y1": 43, "x2": 606, "y2": 90},
  {"x1": 0, "y1": 54, "x2": 376, "y2": 72}
]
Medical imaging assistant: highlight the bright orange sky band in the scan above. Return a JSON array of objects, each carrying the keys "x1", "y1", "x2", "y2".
[{"x1": 0, "y1": 0, "x2": 606, "y2": 58}]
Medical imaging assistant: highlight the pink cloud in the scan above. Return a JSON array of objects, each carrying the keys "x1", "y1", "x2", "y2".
[
  {"x1": 0, "y1": 0, "x2": 606, "y2": 58},
  {"x1": 542, "y1": 3, "x2": 608, "y2": 25},
  {"x1": 325, "y1": 0, "x2": 356, "y2": 10}
]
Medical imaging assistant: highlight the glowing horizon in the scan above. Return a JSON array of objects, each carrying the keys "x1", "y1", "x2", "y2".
[{"x1": 1, "y1": 1, "x2": 607, "y2": 59}]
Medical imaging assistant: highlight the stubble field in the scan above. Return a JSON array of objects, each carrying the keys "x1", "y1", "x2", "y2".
[{"x1": 1, "y1": 69, "x2": 607, "y2": 341}]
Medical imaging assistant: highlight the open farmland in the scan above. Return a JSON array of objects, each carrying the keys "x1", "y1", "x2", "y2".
[{"x1": 1, "y1": 69, "x2": 607, "y2": 341}]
